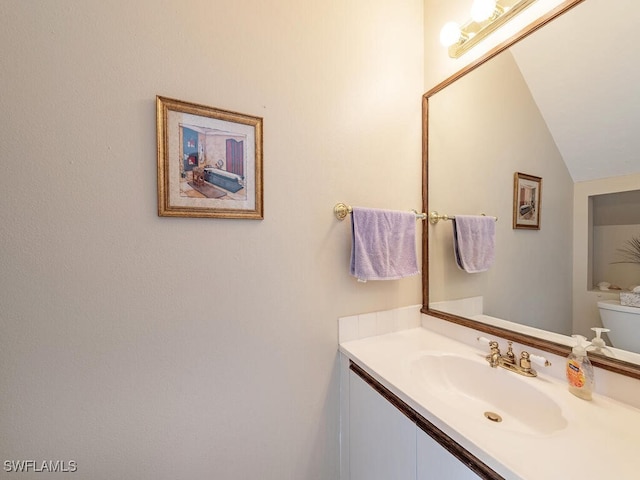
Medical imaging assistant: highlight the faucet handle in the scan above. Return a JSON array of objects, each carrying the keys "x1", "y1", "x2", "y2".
[
  {"x1": 519, "y1": 351, "x2": 551, "y2": 376},
  {"x1": 477, "y1": 336, "x2": 499, "y2": 348},
  {"x1": 478, "y1": 338, "x2": 501, "y2": 368},
  {"x1": 519, "y1": 352, "x2": 533, "y2": 374},
  {"x1": 477, "y1": 336, "x2": 500, "y2": 353},
  {"x1": 477, "y1": 336, "x2": 500, "y2": 350},
  {"x1": 529, "y1": 353, "x2": 551, "y2": 367}
]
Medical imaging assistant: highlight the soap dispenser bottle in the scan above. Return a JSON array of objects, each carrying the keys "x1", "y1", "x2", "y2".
[
  {"x1": 589, "y1": 327, "x2": 611, "y2": 354},
  {"x1": 566, "y1": 335, "x2": 594, "y2": 400}
]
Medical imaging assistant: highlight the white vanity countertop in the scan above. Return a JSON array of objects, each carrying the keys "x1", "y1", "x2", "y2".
[{"x1": 340, "y1": 327, "x2": 640, "y2": 480}]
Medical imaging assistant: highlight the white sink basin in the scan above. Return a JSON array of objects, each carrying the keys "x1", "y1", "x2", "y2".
[{"x1": 410, "y1": 353, "x2": 567, "y2": 436}]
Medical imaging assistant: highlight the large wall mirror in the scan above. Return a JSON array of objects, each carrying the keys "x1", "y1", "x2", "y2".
[{"x1": 422, "y1": 0, "x2": 640, "y2": 378}]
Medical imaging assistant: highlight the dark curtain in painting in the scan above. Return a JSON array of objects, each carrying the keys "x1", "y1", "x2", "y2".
[{"x1": 226, "y1": 139, "x2": 244, "y2": 178}]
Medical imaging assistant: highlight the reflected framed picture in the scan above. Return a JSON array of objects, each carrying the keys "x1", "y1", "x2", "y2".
[
  {"x1": 513, "y1": 172, "x2": 541, "y2": 230},
  {"x1": 156, "y1": 96, "x2": 263, "y2": 219}
]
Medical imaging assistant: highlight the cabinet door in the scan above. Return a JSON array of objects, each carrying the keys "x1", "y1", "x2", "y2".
[
  {"x1": 417, "y1": 427, "x2": 481, "y2": 480},
  {"x1": 349, "y1": 371, "x2": 416, "y2": 480}
]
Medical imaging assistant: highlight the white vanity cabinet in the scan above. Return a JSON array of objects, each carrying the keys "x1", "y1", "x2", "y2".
[
  {"x1": 417, "y1": 428, "x2": 481, "y2": 480},
  {"x1": 349, "y1": 370, "x2": 416, "y2": 480},
  {"x1": 347, "y1": 364, "x2": 492, "y2": 480}
]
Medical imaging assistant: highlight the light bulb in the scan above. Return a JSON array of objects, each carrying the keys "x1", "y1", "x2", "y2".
[
  {"x1": 470, "y1": 0, "x2": 497, "y2": 22},
  {"x1": 439, "y1": 21, "x2": 461, "y2": 47}
]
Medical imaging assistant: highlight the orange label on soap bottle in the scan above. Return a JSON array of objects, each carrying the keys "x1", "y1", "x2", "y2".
[{"x1": 567, "y1": 360, "x2": 585, "y2": 388}]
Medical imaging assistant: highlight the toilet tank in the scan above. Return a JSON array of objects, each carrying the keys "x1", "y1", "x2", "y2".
[{"x1": 597, "y1": 300, "x2": 640, "y2": 354}]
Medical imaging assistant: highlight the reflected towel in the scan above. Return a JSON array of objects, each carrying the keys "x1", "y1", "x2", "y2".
[
  {"x1": 452, "y1": 215, "x2": 495, "y2": 273},
  {"x1": 350, "y1": 207, "x2": 420, "y2": 281}
]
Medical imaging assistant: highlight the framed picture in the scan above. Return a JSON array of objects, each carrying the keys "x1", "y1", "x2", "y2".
[
  {"x1": 513, "y1": 172, "x2": 541, "y2": 229},
  {"x1": 156, "y1": 96, "x2": 263, "y2": 219}
]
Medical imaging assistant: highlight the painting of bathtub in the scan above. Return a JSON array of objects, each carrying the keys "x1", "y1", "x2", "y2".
[{"x1": 157, "y1": 96, "x2": 263, "y2": 219}]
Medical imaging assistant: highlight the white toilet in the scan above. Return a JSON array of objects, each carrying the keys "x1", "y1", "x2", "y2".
[{"x1": 597, "y1": 300, "x2": 640, "y2": 354}]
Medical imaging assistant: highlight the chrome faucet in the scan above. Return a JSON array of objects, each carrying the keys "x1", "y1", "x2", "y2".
[{"x1": 478, "y1": 338, "x2": 551, "y2": 377}]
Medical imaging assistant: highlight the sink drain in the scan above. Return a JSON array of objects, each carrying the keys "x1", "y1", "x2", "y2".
[{"x1": 484, "y1": 411, "x2": 502, "y2": 423}]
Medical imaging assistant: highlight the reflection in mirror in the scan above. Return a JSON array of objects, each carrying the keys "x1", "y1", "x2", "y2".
[
  {"x1": 428, "y1": 47, "x2": 574, "y2": 335},
  {"x1": 423, "y1": 0, "x2": 640, "y2": 375},
  {"x1": 590, "y1": 190, "x2": 640, "y2": 355},
  {"x1": 592, "y1": 190, "x2": 640, "y2": 292}
]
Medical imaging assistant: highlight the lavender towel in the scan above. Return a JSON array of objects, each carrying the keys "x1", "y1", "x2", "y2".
[
  {"x1": 350, "y1": 207, "x2": 420, "y2": 281},
  {"x1": 452, "y1": 215, "x2": 495, "y2": 273}
]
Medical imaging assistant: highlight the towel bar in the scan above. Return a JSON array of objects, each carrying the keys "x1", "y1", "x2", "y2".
[
  {"x1": 334, "y1": 203, "x2": 427, "y2": 221},
  {"x1": 429, "y1": 211, "x2": 498, "y2": 225}
]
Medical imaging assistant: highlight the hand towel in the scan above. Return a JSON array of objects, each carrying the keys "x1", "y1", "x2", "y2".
[
  {"x1": 452, "y1": 215, "x2": 495, "y2": 273},
  {"x1": 350, "y1": 207, "x2": 420, "y2": 282}
]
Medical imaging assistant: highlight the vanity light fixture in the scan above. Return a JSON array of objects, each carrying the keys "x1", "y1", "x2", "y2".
[{"x1": 439, "y1": 0, "x2": 538, "y2": 58}]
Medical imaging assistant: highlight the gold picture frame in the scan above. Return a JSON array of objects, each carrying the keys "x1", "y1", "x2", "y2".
[
  {"x1": 513, "y1": 172, "x2": 541, "y2": 229},
  {"x1": 156, "y1": 96, "x2": 263, "y2": 219}
]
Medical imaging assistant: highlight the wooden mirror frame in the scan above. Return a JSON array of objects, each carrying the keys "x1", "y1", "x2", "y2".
[{"x1": 421, "y1": 0, "x2": 640, "y2": 380}]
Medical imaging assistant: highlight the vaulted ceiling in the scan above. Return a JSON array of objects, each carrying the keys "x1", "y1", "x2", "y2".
[{"x1": 509, "y1": 0, "x2": 640, "y2": 183}]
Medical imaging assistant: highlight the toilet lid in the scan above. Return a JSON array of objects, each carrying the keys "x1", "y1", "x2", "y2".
[{"x1": 598, "y1": 299, "x2": 640, "y2": 314}]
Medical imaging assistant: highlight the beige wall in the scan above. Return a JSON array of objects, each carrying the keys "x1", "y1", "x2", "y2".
[
  {"x1": 428, "y1": 50, "x2": 574, "y2": 334},
  {"x1": 0, "y1": 1, "x2": 423, "y2": 478}
]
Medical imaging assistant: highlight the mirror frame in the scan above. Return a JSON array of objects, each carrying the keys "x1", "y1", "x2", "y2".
[{"x1": 421, "y1": 0, "x2": 640, "y2": 380}]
